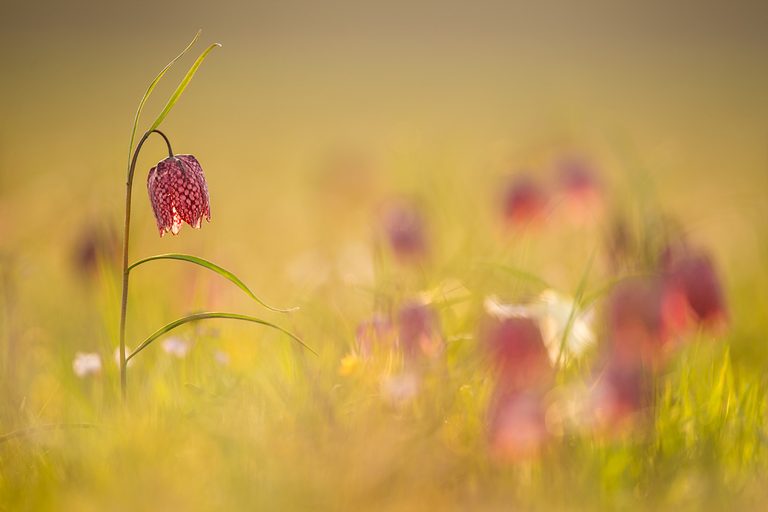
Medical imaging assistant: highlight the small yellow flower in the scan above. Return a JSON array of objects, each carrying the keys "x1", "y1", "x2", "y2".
[{"x1": 338, "y1": 353, "x2": 361, "y2": 376}]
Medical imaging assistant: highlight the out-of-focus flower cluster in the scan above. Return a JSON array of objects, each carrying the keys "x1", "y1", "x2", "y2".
[{"x1": 337, "y1": 151, "x2": 728, "y2": 463}]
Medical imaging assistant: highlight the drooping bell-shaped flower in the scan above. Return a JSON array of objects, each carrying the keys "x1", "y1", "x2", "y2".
[
  {"x1": 397, "y1": 300, "x2": 444, "y2": 360},
  {"x1": 147, "y1": 155, "x2": 211, "y2": 236},
  {"x1": 661, "y1": 246, "x2": 727, "y2": 328},
  {"x1": 487, "y1": 389, "x2": 548, "y2": 461},
  {"x1": 501, "y1": 174, "x2": 548, "y2": 226},
  {"x1": 482, "y1": 314, "x2": 553, "y2": 392},
  {"x1": 380, "y1": 200, "x2": 429, "y2": 262}
]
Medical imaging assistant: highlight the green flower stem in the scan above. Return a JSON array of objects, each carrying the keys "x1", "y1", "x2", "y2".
[{"x1": 119, "y1": 129, "x2": 172, "y2": 402}]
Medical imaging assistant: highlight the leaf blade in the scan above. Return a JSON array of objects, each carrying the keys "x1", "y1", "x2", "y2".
[
  {"x1": 127, "y1": 30, "x2": 201, "y2": 168},
  {"x1": 127, "y1": 253, "x2": 298, "y2": 313},
  {"x1": 149, "y1": 42, "x2": 222, "y2": 132},
  {"x1": 126, "y1": 312, "x2": 316, "y2": 362}
]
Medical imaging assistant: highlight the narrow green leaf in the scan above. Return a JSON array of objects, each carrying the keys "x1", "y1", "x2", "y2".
[
  {"x1": 0, "y1": 423, "x2": 96, "y2": 444},
  {"x1": 149, "y1": 43, "x2": 222, "y2": 132},
  {"x1": 555, "y1": 249, "x2": 596, "y2": 368},
  {"x1": 128, "y1": 253, "x2": 298, "y2": 313},
  {"x1": 127, "y1": 30, "x2": 201, "y2": 168},
  {"x1": 482, "y1": 261, "x2": 552, "y2": 290},
  {"x1": 126, "y1": 312, "x2": 316, "y2": 362}
]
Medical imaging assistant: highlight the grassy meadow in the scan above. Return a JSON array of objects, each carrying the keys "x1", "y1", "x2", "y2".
[{"x1": 1, "y1": 3, "x2": 768, "y2": 510}]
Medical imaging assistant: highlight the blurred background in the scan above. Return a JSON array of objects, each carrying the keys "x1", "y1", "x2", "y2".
[
  {"x1": 2, "y1": 0, "x2": 767, "y2": 360},
  {"x1": 1, "y1": 1, "x2": 768, "y2": 509}
]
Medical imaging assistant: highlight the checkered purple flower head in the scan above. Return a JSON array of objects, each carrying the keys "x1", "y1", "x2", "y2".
[{"x1": 147, "y1": 154, "x2": 211, "y2": 236}]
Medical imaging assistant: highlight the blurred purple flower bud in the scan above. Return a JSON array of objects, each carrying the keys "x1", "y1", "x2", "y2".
[
  {"x1": 71, "y1": 223, "x2": 120, "y2": 279},
  {"x1": 662, "y1": 248, "x2": 727, "y2": 328},
  {"x1": 397, "y1": 300, "x2": 444, "y2": 360},
  {"x1": 557, "y1": 157, "x2": 603, "y2": 221},
  {"x1": 606, "y1": 277, "x2": 670, "y2": 365},
  {"x1": 355, "y1": 313, "x2": 395, "y2": 360},
  {"x1": 380, "y1": 200, "x2": 428, "y2": 261},
  {"x1": 501, "y1": 175, "x2": 547, "y2": 226}
]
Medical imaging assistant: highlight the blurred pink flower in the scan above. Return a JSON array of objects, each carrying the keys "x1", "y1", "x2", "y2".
[
  {"x1": 483, "y1": 315, "x2": 553, "y2": 392},
  {"x1": 557, "y1": 157, "x2": 603, "y2": 221},
  {"x1": 501, "y1": 174, "x2": 548, "y2": 226},
  {"x1": 661, "y1": 247, "x2": 727, "y2": 329},
  {"x1": 397, "y1": 300, "x2": 444, "y2": 360},
  {"x1": 355, "y1": 313, "x2": 395, "y2": 359},
  {"x1": 488, "y1": 390, "x2": 548, "y2": 461},
  {"x1": 590, "y1": 359, "x2": 650, "y2": 434},
  {"x1": 380, "y1": 200, "x2": 428, "y2": 262},
  {"x1": 147, "y1": 155, "x2": 211, "y2": 236},
  {"x1": 606, "y1": 277, "x2": 669, "y2": 366}
]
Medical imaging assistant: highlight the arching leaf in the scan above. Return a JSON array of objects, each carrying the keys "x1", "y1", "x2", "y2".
[
  {"x1": 127, "y1": 312, "x2": 316, "y2": 362},
  {"x1": 128, "y1": 253, "x2": 298, "y2": 313}
]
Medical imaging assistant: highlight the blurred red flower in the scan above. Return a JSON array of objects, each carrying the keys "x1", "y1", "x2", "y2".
[
  {"x1": 483, "y1": 315, "x2": 553, "y2": 392},
  {"x1": 661, "y1": 247, "x2": 727, "y2": 329},
  {"x1": 501, "y1": 174, "x2": 548, "y2": 226},
  {"x1": 606, "y1": 277, "x2": 670, "y2": 366}
]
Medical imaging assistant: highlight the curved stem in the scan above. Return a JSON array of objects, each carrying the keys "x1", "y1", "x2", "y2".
[{"x1": 119, "y1": 129, "x2": 173, "y2": 402}]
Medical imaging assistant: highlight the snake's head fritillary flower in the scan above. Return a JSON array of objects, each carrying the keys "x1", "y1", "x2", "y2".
[
  {"x1": 380, "y1": 200, "x2": 428, "y2": 262},
  {"x1": 606, "y1": 277, "x2": 671, "y2": 366},
  {"x1": 501, "y1": 174, "x2": 548, "y2": 227},
  {"x1": 482, "y1": 314, "x2": 553, "y2": 392},
  {"x1": 355, "y1": 313, "x2": 395, "y2": 360},
  {"x1": 488, "y1": 390, "x2": 548, "y2": 461},
  {"x1": 397, "y1": 300, "x2": 444, "y2": 360},
  {"x1": 147, "y1": 155, "x2": 211, "y2": 237},
  {"x1": 590, "y1": 359, "x2": 650, "y2": 434},
  {"x1": 72, "y1": 222, "x2": 120, "y2": 279},
  {"x1": 557, "y1": 157, "x2": 603, "y2": 222},
  {"x1": 661, "y1": 247, "x2": 727, "y2": 329}
]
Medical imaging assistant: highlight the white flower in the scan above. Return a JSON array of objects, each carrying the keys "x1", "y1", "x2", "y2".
[
  {"x1": 214, "y1": 350, "x2": 229, "y2": 366},
  {"x1": 484, "y1": 290, "x2": 595, "y2": 364},
  {"x1": 73, "y1": 352, "x2": 102, "y2": 377},
  {"x1": 380, "y1": 372, "x2": 420, "y2": 407},
  {"x1": 537, "y1": 290, "x2": 595, "y2": 363},
  {"x1": 162, "y1": 337, "x2": 191, "y2": 358},
  {"x1": 336, "y1": 242, "x2": 375, "y2": 286}
]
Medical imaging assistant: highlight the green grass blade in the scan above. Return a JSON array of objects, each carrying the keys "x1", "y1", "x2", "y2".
[
  {"x1": 128, "y1": 253, "x2": 298, "y2": 313},
  {"x1": 0, "y1": 423, "x2": 96, "y2": 444},
  {"x1": 126, "y1": 312, "x2": 316, "y2": 362},
  {"x1": 149, "y1": 43, "x2": 222, "y2": 132},
  {"x1": 482, "y1": 261, "x2": 553, "y2": 290},
  {"x1": 127, "y1": 30, "x2": 201, "y2": 167},
  {"x1": 555, "y1": 249, "x2": 596, "y2": 368}
]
